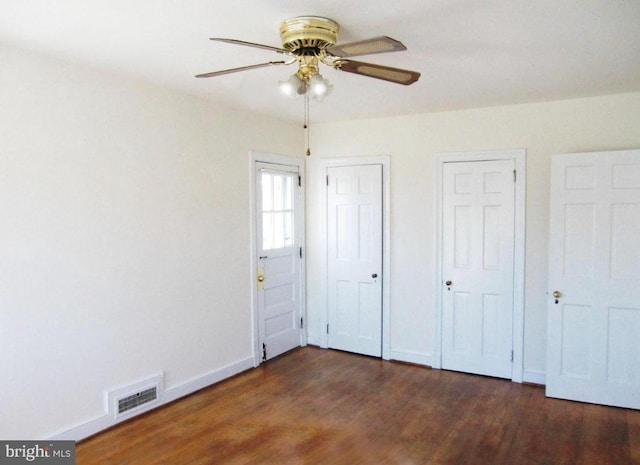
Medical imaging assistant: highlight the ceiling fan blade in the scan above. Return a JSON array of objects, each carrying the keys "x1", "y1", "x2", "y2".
[
  {"x1": 195, "y1": 60, "x2": 287, "y2": 78},
  {"x1": 210, "y1": 38, "x2": 290, "y2": 55},
  {"x1": 336, "y1": 60, "x2": 420, "y2": 85},
  {"x1": 326, "y1": 36, "x2": 407, "y2": 58}
]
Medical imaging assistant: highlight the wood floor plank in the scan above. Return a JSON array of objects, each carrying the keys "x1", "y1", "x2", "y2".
[
  {"x1": 77, "y1": 347, "x2": 640, "y2": 465},
  {"x1": 629, "y1": 409, "x2": 640, "y2": 464}
]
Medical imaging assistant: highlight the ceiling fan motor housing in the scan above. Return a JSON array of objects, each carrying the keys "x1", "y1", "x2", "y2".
[{"x1": 280, "y1": 16, "x2": 339, "y2": 54}]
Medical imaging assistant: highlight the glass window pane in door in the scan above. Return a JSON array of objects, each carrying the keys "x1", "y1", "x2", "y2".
[
  {"x1": 261, "y1": 172, "x2": 273, "y2": 211},
  {"x1": 273, "y1": 175, "x2": 283, "y2": 211},
  {"x1": 260, "y1": 171, "x2": 295, "y2": 251},
  {"x1": 284, "y1": 176, "x2": 292, "y2": 210}
]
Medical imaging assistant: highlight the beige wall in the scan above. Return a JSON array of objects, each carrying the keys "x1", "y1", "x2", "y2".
[
  {"x1": 306, "y1": 92, "x2": 640, "y2": 379},
  {"x1": 0, "y1": 44, "x2": 302, "y2": 439}
]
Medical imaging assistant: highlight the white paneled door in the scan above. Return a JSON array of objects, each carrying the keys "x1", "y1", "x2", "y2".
[
  {"x1": 327, "y1": 165, "x2": 383, "y2": 357},
  {"x1": 441, "y1": 160, "x2": 516, "y2": 379},
  {"x1": 547, "y1": 150, "x2": 640, "y2": 409},
  {"x1": 256, "y1": 162, "x2": 302, "y2": 362}
]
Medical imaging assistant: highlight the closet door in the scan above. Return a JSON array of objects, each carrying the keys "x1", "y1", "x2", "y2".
[{"x1": 546, "y1": 149, "x2": 640, "y2": 409}]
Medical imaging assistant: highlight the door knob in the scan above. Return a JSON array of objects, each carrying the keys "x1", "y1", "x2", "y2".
[
  {"x1": 553, "y1": 291, "x2": 561, "y2": 298},
  {"x1": 445, "y1": 281, "x2": 452, "y2": 286},
  {"x1": 257, "y1": 275, "x2": 264, "y2": 283},
  {"x1": 371, "y1": 273, "x2": 378, "y2": 278}
]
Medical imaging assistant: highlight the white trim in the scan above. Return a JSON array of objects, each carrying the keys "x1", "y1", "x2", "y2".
[
  {"x1": 434, "y1": 149, "x2": 526, "y2": 383},
  {"x1": 250, "y1": 151, "x2": 306, "y2": 366},
  {"x1": 49, "y1": 356, "x2": 254, "y2": 441},
  {"x1": 319, "y1": 156, "x2": 391, "y2": 359},
  {"x1": 523, "y1": 369, "x2": 546, "y2": 386},
  {"x1": 389, "y1": 349, "x2": 434, "y2": 367},
  {"x1": 306, "y1": 335, "x2": 323, "y2": 347}
]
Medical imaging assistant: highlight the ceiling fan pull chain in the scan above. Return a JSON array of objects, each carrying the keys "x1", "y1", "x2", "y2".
[{"x1": 304, "y1": 93, "x2": 311, "y2": 156}]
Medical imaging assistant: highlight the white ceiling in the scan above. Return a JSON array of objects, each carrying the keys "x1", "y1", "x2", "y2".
[{"x1": 2, "y1": 0, "x2": 639, "y2": 123}]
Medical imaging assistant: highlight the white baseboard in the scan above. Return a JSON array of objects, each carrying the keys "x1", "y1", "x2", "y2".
[
  {"x1": 305, "y1": 343, "x2": 434, "y2": 368},
  {"x1": 49, "y1": 356, "x2": 254, "y2": 441},
  {"x1": 306, "y1": 335, "x2": 323, "y2": 347},
  {"x1": 163, "y1": 357, "x2": 254, "y2": 402},
  {"x1": 389, "y1": 349, "x2": 434, "y2": 367},
  {"x1": 388, "y1": 348, "x2": 546, "y2": 386},
  {"x1": 523, "y1": 369, "x2": 546, "y2": 386}
]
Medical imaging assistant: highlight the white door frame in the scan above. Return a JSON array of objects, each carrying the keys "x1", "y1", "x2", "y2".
[
  {"x1": 320, "y1": 156, "x2": 391, "y2": 359},
  {"x1": 250, "y1": 151, "x2": 306, "y2": 367},
  {"x1": 434, "y1": 149, "x2": 526, "y2": 382}
]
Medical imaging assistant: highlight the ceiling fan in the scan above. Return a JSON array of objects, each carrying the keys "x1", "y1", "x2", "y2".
[{"x1": 195, "y1": 16, "x2": 421, "y2": 95}]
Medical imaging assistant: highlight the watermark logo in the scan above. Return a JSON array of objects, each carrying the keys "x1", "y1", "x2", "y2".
[{"x1": 0, "y1": 441, "x2": 75, "y2": 464}]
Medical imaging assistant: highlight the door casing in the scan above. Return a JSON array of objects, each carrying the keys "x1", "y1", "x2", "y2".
[
  {"x1": 319, "y1": 156, "x2": 391, "y2": 360},
  {"x1": 434, "y1": 149, "x2": 526, "y2": 382},
  {"x1": 250, "y1": 151, "x2": 306, "y2": 366}
]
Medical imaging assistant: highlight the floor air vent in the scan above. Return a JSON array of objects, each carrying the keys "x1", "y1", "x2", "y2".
[{"x1": 106, "y1": 373, "x2": 163, "y2": 419}]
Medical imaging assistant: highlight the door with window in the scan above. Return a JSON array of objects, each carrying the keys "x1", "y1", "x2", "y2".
[
  {"x1": 546, "y1": 150, "x2": 640, "y2": 409},
  {"x1": 256, "y1": 162, "x2": 303, "y2": 361},
  {"x1": 327, "y1": 164, "x2": 383, "y2": 357},
  {"x1": 441, "y1": 159, "x2": 516, "y2": 379}
]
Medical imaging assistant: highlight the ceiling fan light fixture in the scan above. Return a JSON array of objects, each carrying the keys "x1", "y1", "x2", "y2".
[
  {"x1": 309, "y1": 73, "x2": 332, "y2": 101},
  {"x1": 279, "y1": 73, "x2": 306, "y2": 97}
]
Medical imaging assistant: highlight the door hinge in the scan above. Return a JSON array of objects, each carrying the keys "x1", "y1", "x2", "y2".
[
  {"x1": 299, "y1": 246, "x2": 303, "y2": 259},
  {"x1": 326, "y1": 323, "x2": 329, "y2": 334},
  {"x1": 298, "y1": 175, "x2": 302, "y2": 187},
  {"x1": 510, "y1": 350, "x2": 514, "y2": 362},
  {"x1": 262, "y1": 343, "x2": 267, "y2": 362},
  {"x1": 513, "y1": 169, "x2": 517, "y2": 182},
  {"x1": 300, "y1": 317, "x2": 304, "y2": 329},
  {"x1": 326, "y1": 175, "x2": 329, "y2": 186}
]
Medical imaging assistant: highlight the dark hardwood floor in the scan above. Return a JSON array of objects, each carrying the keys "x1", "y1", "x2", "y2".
[{"x1": 77, "y1": 347, "x2": 640, "y2": 465}]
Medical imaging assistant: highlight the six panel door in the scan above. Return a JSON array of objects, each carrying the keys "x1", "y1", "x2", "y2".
[
  {"x1": 441, "y1": 160, "x2": 516, "y2": 379},
  {"x1": 546, "y1": 150, "x2": 640, "y2": 409},
  {"x1": 327, "y1": 164, "x2": 383, "y2": 357}
]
